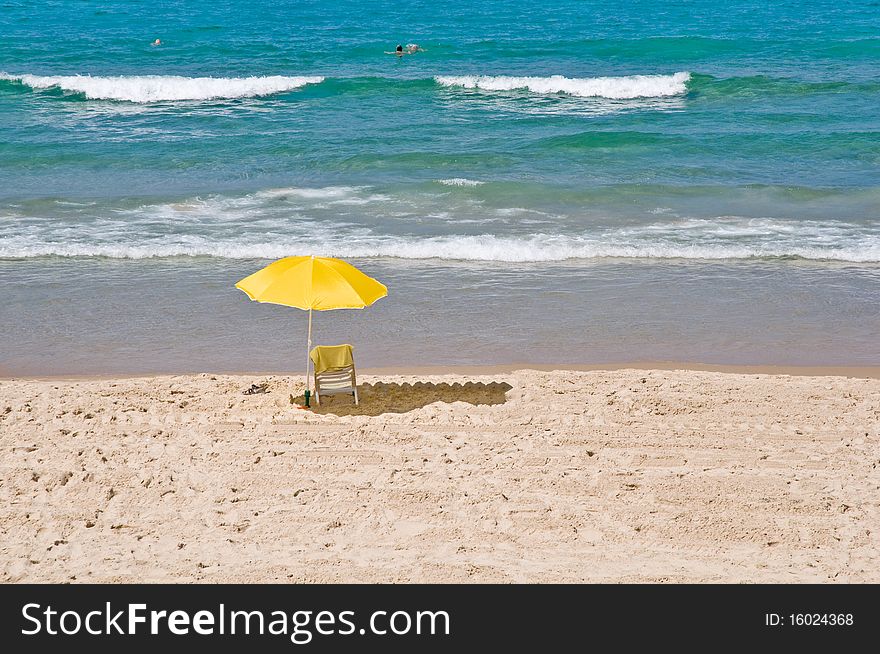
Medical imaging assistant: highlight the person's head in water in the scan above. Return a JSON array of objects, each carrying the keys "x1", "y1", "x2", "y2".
[
  {"x1": 396, "y1": 44, "x2": 403, "y2": 53},
  {"x1": 151, "y1": 38, "x2": 161, "y2": 46}
]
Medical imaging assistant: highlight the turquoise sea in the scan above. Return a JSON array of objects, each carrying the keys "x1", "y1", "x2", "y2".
[{"x1": 1, "y1": 0, "x2": 878, "y2": 373}]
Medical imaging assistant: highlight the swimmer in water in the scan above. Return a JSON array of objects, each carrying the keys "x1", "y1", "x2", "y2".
[
  {"x1": 385, "y1": 43, "x2": 423, "y2": 56},
  {"x1": 151, "y1": 38, "x2": 162, "y2": 46}
]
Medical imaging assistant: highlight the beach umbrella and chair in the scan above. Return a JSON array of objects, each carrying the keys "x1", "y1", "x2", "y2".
[{"x1": 235, "y1": 255, "x2": 387, "y2": 407}]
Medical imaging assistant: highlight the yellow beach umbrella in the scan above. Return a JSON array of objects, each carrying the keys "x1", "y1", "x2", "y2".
[{"x1": 236, "y1": 255, "x2": 387, "y2": 405}]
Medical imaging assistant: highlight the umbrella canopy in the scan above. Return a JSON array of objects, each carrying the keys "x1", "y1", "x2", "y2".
[
  {"x1": 235, "y1": 255, "x2": 387, "y2": 311},
  {"x1": 235, "y1": 256, "x2": 387, "y2": 405}
]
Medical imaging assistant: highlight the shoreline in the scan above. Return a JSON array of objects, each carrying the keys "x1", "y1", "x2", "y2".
[{"x1": 4, "y1": 360, "x2": 880, "y2": 381}]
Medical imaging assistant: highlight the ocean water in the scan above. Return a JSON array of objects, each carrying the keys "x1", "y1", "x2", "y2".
[{"x1": 1, "y1": 0, "x2": 879, "y2": 374}]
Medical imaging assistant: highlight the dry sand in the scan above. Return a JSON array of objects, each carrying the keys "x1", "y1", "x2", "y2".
[{"x1": 1, "y1": 368, "x2": 878, "y2": 583}]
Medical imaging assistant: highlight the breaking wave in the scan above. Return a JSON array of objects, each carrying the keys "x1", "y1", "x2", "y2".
[
  {"x1": 434, "y1": 72, "x2": 691, "y2": 99},
  {"x1": 0, "y1": 73, "x2": 324, "y2": 102}
]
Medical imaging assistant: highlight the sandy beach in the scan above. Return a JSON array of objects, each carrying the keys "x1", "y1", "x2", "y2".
[{"x1": 2, "y1": 367, "x2": 878, "y2": 583}]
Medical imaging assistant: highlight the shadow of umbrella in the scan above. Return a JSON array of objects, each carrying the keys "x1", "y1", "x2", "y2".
[{"x1": 291, "y1": 381, "x2": 513, "y2": 417}]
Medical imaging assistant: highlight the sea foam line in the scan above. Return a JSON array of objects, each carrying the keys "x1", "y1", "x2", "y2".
[
  {"x1": 436, "y1": 178, "x2": 486, "y2": 187},
  {"x1": 0, "y1": 73, "x2": 324, "y2": 102},
  {"x1": 434, "y1": 72, "x2": 691, "y2": 99},
  {"x1": 3, "y1": 233, "x2": 877, "y2": 263}
]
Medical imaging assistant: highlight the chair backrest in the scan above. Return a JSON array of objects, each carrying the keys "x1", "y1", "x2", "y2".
[
  {"x1": 310, "y1": 344, "x2": 354, "y2": 375},
  {"x1": 310, "y1": 344, "x2": 358, "y2": 403}
]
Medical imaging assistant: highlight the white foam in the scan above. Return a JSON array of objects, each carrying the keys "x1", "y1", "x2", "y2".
[
  {"x1": 434, "y1": 72, "x2": 691, "y2": 99},
  {"x1": 3, "y1": 199, "x2": 877, "y2": 263},
  {"x1": 254, "y1": 186, "x2": 366, "y2": 200},
  {"x1": 3, "y1": 231, "x2": 878, "y2": 263},
  {"x1": 0, "y1": 72, "x2": 324, "y2": 102},
  {"x1": 437, "y1": 178, "x2": 486, "y2": 187}
]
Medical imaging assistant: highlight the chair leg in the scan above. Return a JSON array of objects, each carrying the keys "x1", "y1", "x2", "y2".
[{"x1": 353, "y1": 387, "x2": 359, "y2": 405}]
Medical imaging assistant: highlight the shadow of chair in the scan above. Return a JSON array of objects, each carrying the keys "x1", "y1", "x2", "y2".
[{"x1": 292, "y1": 380, "x2": 513, "y2": 416}]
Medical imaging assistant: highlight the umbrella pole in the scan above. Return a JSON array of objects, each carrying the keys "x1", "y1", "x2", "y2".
[{"x1": 304, "y1": 308, "x2": 313, "y2": 407}]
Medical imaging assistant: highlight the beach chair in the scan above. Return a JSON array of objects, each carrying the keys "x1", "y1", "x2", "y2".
[{"x1": 309, "y1": 344, "x2": 358, "y2": 405}]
